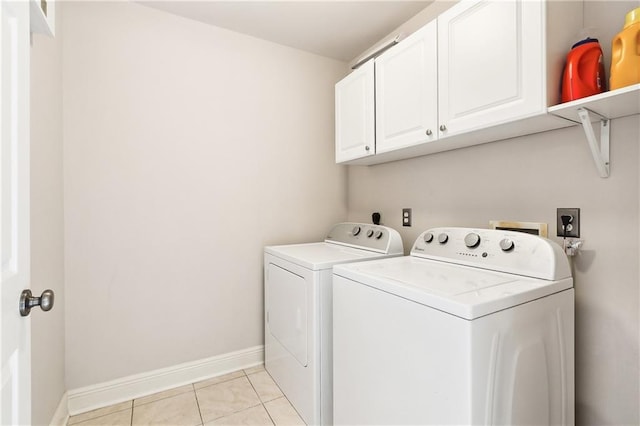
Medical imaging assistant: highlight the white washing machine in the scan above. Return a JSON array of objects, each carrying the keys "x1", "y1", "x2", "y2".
[
  {"x1": 333, "y1": 227, "x2": 574, "y2": 426},
  {"x1": 265, "y1": 222, "x2": 403, "y2": 425}
]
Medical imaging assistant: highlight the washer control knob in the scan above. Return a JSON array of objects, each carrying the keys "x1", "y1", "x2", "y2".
[
  {"x1": 464, "y1": 233, "x2": 481, "y2": 248},
  {"x1": 499, "y1": 238, "x2": 515, "y2": 252},
  {"x1": 352, "y1": 226, "x2": 361, "y2": 236},
  {"x1": 438, "y1": 233, "x2": 448, "y2": 244},
  {"x1": 375, "y1": 231, "x2": 384, "y2": 239},
  {"x1": 366, "y1": 229, "x2": 374, "y2": 238},
  {"x1": 424, "y1": 232, "x2": 434, "y2": 243}
]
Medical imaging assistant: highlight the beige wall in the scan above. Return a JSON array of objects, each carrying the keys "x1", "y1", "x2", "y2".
[
  {"x1": 345, "y1": 2, "x2": 640, "y2": 424},
  {"x1": 30, "y1": 9, "x2": 66, "y2": 426},
  {"x1": 62, "y1": 1, "x2": 347, "y2": 389}
]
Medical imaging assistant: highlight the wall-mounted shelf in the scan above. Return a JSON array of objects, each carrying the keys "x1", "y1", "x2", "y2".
[
  {"x1": 548, "y1": 84, "x2": 640, "y2": 178},
  {"x1": 548, "y1": 84, "x2": 640, "y2": 122},
  {"x1": 29, "y1": 0, "x2": 55, "y2": 36}
]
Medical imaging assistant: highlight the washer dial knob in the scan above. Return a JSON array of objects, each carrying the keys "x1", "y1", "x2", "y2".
[
  {"x1": 352, "y1": 226, "x2": 361, "y2": 236},
  {"x1": 438, "y1": 233, "x2": 449, "y2": 244},
  {"x1": 424, "y1": 232, "x2": 434, "y2": 243},
  {"x1": 499, "y1": 238, "x2": 515, "y2": 252},
  {"x1": 464, "y1": 233, "x2": 481, "y2": 248},
  {"x1": 366, "y1": 229, "x2": 374, "y2": 238},
  {"x1": 375, "y1": 231, "x2": 384, "y2": 239}
]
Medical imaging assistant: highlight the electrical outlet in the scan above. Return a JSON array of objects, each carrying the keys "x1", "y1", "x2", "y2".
[
  {"x1": 402, "y1": 208, "x2": 412, "y2": 227},
  {"x1": 556, "y1": 208, "x2": 580, "y2": 237}
]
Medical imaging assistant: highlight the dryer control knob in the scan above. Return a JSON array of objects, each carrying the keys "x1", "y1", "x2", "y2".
[
  {"x1": 438, "y1": 233, "x2": 448, "y2": 244},
  {"x1": 366, "y1": 229, "x2": 374, "y2": 238},
  {"x1": 499, "y1": 238, "x2": 515, "y2": 252},
  {"x1": 352, "y1": 226, "x2": 361, "y2": 236},
  {"x1": 424, "y1": 232, "x2": 434, "y2": 243},
  {"x1": 375, "y1": 231, "x2": 384, "y2": 239},
  {"x1": 464, "y1": 233, "x2": 481, "y2": 248}
]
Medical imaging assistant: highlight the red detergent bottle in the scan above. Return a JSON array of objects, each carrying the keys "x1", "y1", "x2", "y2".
[{"x1": 561, "y1": 38, "x2": 606, "y2": 102}]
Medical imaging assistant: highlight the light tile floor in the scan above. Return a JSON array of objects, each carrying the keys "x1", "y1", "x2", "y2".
[{"x1": 67, "y1": 365, "x2": 306, "y2": 426}]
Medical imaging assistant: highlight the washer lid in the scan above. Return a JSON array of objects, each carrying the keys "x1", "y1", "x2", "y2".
[
  {"x1": 333, "y1": 256, "x2": 573, "y2": 319},
  {"x1": 265, "y1": 242, "x2": 398, "y2": 271}
]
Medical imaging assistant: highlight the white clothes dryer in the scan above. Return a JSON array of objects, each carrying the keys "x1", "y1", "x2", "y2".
[
  {"x1": 265, "y1": 223, "x2": 403, "y2": 425},
  {"x1": 333, "y1": 227, "x2": 574, "y2": 426}
]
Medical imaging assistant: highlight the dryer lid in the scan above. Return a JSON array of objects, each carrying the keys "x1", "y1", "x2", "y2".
[
  {"x1": 264, "y1": 222, "x2": 404, "y2": 271},
  {"x1": 265, "y1": 242, "x2": 398, "y2": 271}
]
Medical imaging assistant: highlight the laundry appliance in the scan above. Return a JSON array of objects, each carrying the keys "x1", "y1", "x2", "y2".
[
  {"x1": 333, "y1": 227, "x2": 574, "y2": 425},
  {"x1": 264, "y1": 222, "x2": 403, "y2": 425}
]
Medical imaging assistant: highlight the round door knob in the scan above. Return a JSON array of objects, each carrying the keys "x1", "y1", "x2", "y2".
[
  {"x1": 424, "y1": 232, "x2": 434, "y2": 243},
  {"x1": 499, "y1": 238, "x2": 515, "y2": 252},
  {"x1": 19, "y1": 289, "x2": 55, "y2": 317},
  {"x1": 438, "y1": 233, "x2": 448, "y2": 244},
  {"x1": 464, "y1": 233, "x2": 481, "y2": 248},
  {"x1": 426, "y1": 129, "x2": 433, "y2": 136},
  {"x1": 439, "y1": 124, "x2": 447, "y2": 131},
  {"x1": 352, "y1": 226, "x2": 361, "y2": 236},
  {"x1": 365, "y1": 146, "x2": 370, "y2": 151}
]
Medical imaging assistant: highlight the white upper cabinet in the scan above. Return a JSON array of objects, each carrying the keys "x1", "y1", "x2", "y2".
[
  {"x1": 376, "y1": 21, "x2": 438, "y2": 154},
  {"x1": 437, "y1": 0, "x2": 543, "y2": 137},
  {"x1": 336, "y1": 0, "x2": 583, "y2": 166},
  {"x1": 335, "y1": 59, "x2": 375, "y2": 163}
]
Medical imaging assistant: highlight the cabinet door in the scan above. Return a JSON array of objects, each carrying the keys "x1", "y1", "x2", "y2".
[
  {"x1": 335, "y1": 60, "x2": 375, "y2": 163},
  {"x1": 438, "y1": 0, "x2": 544, "y2": 137},
  {"x1": 376, "y1": 21, "x2": 438, "y2": 154}
]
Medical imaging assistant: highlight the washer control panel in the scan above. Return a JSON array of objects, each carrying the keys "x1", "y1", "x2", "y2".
[
  {"x1": 325, "y1": 223, "x2": 403, "y2": 255},
  {"x1": 411, "y1": 227, "x2": 570, "y2": 280}
]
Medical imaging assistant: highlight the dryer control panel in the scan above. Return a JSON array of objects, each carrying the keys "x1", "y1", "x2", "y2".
[
  {"x1": 411, "y1": 227, "x2": 571, "y2": 281},
  {"x1": 325, "y1": 223, "x2": 403, "y2": 255}
]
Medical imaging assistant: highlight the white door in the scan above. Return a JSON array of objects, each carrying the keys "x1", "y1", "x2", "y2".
[
  {"x1": 375, "y1": 20, "x2": 438, "y2": 154},
  {"x1": 1, "y1": 1, "x2": 31, "y2": 425},
  {"x1": 438, "y1": 0, "x2": 543, "y2": 137},
  {"x1": 335, "y1": 59, "x2": 374, "y2": 163}
]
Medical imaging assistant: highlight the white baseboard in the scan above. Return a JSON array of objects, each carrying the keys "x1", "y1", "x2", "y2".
[
  {"x1": 49, "y1": 392, "x2": 69, "y2": 426},
  {"x1": 67, "y1": 345, "x2": 264, "y2": 416}
]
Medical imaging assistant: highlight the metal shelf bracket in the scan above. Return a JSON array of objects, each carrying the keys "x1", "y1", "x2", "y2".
[{"x1": 577, "y1": 108, "x2": 610, "y2": 178}]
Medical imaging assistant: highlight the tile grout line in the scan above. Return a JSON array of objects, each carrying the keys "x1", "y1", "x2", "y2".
[
  {"x1": 263, "y1": 401, "x2": 276, "y2": 426},
  {"x1": 192, "y1": 383, "x2": 205, "y2": 426},
  {"x1": 263, "y1": 370, "x2": 306, "y2": 425},
  {"x1": 261, "y1": 369, "x2": 292, "y2": 425},
  {"x1": 197, "y1": 370, "x2": 263, "y2": 424},
  {"x1": 245, "y1": 371, "x2": 275, "y2": 425}
]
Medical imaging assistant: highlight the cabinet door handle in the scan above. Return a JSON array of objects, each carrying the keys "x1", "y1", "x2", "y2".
[
  {"x1": 439, "y1": 124, "x2": 447, "y2": 132},
  {"x1": 365, "y1": 145, "x2": 370, "y2": 151},
  {"x1": 426, "y1": 129, "x2": 432, "y2": 136}
]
